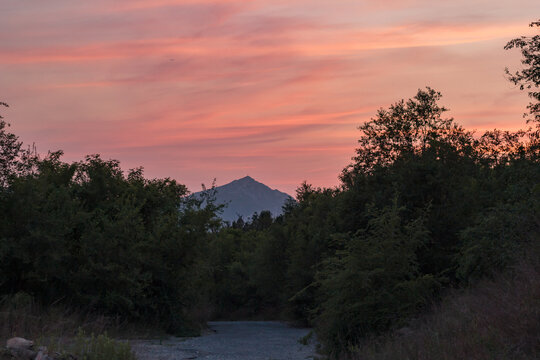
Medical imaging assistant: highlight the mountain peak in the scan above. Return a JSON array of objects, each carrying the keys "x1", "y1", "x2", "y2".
[
  {"x1": 237, "y1": 175, "x2": 256, "y2": 182},
  {"x1": 195, "y1": 176, "x2": 293, "y2": 222}
]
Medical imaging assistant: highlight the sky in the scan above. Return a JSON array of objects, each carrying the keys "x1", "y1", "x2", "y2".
[{"x1": 1, "y1": 1, "x2": 539, "y2": 195}]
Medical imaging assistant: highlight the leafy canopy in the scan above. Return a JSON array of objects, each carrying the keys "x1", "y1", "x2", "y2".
[
  {"x1": 505, "y1": 20, "x2": 540, "y2": 123},
  {"x1": 342, "y1": 87, "x2": 473, "y2": 185}
]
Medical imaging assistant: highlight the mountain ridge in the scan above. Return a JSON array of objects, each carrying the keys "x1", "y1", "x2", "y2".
[{"x1": 195, "y1": 176, "x2": 294, "y2": 222}]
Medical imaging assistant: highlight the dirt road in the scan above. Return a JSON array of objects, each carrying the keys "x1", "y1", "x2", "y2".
[{"x1": 132, "y1": 321, "x2": 318, "y2": 360}]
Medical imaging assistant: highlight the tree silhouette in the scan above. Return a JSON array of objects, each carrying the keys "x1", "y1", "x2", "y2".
[
  {"x1": 0, "y1": 102, "x2": 23, "y2": 187},
  {"x1": 341, "y1": 87, "x2": 473, "y2": 186},
  {"x1": 505, "y1": 20, "x2": 540, "y2": 145}
]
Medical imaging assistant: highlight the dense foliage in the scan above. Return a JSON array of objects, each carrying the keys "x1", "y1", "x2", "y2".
[
  {"x1": 205, "y1": 86, "x2": 538, "y2": 357},
  {"x1": 0, "y1": 107, "x2": 220, "y2": 334},
  {"x1": 202, "y1": 21, "x2": 539, "y2": 356}
]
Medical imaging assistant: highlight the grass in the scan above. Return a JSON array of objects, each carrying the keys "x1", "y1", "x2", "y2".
[
  {"x1": 347, "y1": 251, "x2": 540, "y2": 360},
  {"x1": 0, "y1": 295, "x2": 164, "y2": 360},
  {"x1": 0, "y1": 294, "x2": 170, "y2": 341},
  {"x1": 299, "y1": 330, "x2": 315, "y2": 345},
  {"x1": 46, "y1": 329, "x2": 136, "y2": 360},
  {"x1": 0, "y1": 294, "x2": 112, "y2": 342}
]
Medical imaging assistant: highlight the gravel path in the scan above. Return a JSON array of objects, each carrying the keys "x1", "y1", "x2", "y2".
[{"x1": 132, "y1": 321, "x2": 318, "y2": 360}]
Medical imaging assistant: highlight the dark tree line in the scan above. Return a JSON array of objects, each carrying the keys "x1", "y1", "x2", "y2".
[
  {"x1": 206, "y1": 85, "x2": 538, "y2": 356},
  {"x1": 0, "y1": 107, "x2": 221, "y2": 333}
]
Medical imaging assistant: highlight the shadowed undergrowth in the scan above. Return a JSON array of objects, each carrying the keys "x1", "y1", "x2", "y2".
[
  {"x1": 348, "y1": 249, "x2": 540, "y2": 360},
  {"x1": 0, "y1": 294, "x2": 171, "y2": 346}
]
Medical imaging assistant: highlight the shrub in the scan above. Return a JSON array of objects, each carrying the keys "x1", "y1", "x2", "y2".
[
  {"x1": 38, "y1": 329, "x2": 136, "y2": 360},
  {"x1": 316, "y1": 201, "x2": 439, "y2": 357}
]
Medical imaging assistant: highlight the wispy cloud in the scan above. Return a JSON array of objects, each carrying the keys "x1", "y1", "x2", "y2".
[{"x1": 1, "y1": 0, "x2": 537, "y2": 193}]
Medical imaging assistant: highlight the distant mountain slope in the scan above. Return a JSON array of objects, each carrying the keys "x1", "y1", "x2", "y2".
[{"x1": 195, "y1": 176, "x2": 294, "y2": 222}]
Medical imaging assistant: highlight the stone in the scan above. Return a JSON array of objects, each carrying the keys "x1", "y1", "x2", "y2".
[{"x1": 6, "y1": 338, "x2": 33, "y2": 350}]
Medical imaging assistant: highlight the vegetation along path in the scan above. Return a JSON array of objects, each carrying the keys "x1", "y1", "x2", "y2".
[{"x1": 132, "y1": 321, "x2": 318, "y2": 360}]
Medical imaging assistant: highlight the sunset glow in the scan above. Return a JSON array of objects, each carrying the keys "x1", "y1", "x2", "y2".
[{"x1": 2, "y1": 0, "x2": 538, "y2": 194}]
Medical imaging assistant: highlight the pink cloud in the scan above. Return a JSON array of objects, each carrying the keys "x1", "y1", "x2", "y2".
[{"x1": 2, "y1": 0, "x2": 537, "y2": 193}]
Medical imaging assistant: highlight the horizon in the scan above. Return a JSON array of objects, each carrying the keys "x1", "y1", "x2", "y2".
[{"x1": 2, "y1": 0, "x2": 539, "y2": 195}]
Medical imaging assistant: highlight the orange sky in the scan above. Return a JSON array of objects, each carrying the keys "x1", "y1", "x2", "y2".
[{"x1": 1, "y1": 0, "x2": 538, "y2": 195}]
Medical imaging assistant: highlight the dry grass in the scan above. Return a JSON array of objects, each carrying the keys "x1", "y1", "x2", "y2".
[
  {"x1": 0, "y1": 297, "x2": 110, "y2": 343},
  {"x1": 0, "y1": 297, "x2": 166, "y2": 360},
  {"x1": 350, "y1": 251, "x2": 540, "y2": 360},
  {"x1": 0, "y1": 295, "x2": 170, "y2": 349}
]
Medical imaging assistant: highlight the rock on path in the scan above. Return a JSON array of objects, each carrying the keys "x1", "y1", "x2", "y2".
[{"x1": 132, "y1": 321, "x2": 318, "y2": 360}]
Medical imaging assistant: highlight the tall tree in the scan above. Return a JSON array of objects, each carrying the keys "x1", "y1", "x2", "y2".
[
  {"x1": 505, "y1": 20, "x2": 540, "y2": 147},
  {"x1": 0, "y1": 102, "x2": 22, "y2": 187},
  {"x1": 341, "y1": 87, "x2": 473, "y2": 187},
  {"x1": 0, "y1": 102, "x2": 36, "y2": 187}
]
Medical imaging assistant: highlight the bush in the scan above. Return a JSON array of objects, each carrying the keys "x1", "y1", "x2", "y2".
[
  {"x1": 35, "y1": 329, "x2": 136, "y2": 360},
  {"x1": 349, "y1": 247, "x2": 540, "y2": 360},
  {"x1": 69, "y1": 329, "x2": 136, "y2": 360},
  {"x1": 457, "y1": 185, "x2": 540, "y2": 282},
  {"x1": 315, "y1": 201, "x2": 439, "y2": 357}
]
